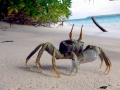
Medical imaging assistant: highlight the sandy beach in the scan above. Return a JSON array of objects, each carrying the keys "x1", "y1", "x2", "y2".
[{"x1": 0, "y1": 21, "x2": 120, "y2": 90}]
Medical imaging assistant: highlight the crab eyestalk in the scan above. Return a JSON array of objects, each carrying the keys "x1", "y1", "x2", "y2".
[
  {"x1": 78, "y1": 25, "x2": 83, "y2": 42},
  {"x1": 69, "y1": 24, "x2": 74, "y2": 42}
]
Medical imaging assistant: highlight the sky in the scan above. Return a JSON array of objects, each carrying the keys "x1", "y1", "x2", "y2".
[{"x1": 69, "y1": 0, "x2": 120, "y2": 19}]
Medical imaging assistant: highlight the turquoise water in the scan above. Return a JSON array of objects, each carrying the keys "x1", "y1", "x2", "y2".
[
  {"x1": 64, "y1": 14, "x2": 120, "y2": 39},
  {"x1": 66, "y1": 14, "x2": 120, "y2": 30}
]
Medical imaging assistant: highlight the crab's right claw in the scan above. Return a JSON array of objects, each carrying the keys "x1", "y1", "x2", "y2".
[
  {"x1": 103, "y1": 53, "x2": 111, "y2": 75},
  {"x1": 99, "y1": 48, "x2": 112, "y2": 75}
]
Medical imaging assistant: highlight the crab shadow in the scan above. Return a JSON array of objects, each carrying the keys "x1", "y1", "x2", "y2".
[
  {"x1": 18, "y1": 64, "x2": 72, "y2": 77},
  {"x1": 17, "y1": 64, "x2": 104, "y2": 77}
]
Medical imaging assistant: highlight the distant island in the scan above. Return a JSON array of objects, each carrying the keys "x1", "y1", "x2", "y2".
[{"x1": 86, "y1": 13, "x2": 120, "y2": 18}]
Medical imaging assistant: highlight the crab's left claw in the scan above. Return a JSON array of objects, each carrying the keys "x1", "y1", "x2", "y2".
[{"x1": 99, "y1": 48, "x2": 112, "y2": 75}]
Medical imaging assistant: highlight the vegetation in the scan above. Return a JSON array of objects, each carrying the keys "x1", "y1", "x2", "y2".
[{"x1": 0, "y1": 0, "x2": 72, "y2": 26}]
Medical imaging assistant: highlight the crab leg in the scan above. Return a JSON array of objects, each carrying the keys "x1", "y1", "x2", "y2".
[
  {"x1": 52, "y1": 48, "x2": 61, "y2": 77},
  {"x1": 26, "y1": 43, "x2": 44, "y2": 69},
  {"x1": 35, "y1": 43, "x2": 48, "y2": 72},
  {"x1": 99, "y1": 53, "x2": 104, "y2": 68},
  {"x1": 70, "y1": 52, "x2": 78, "y2": 76},
  {"x1": 35, "y1": 42, "x2": 64, "y2": 77}
]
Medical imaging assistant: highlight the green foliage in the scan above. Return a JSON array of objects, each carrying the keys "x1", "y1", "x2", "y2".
[{"x1": 0, "y1": 0, "x2": 72, "y2": 24}]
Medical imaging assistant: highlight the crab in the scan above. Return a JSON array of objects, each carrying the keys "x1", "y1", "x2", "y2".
[{"x1": 26, "y1": 24, "x2": 111, "y2": 77}]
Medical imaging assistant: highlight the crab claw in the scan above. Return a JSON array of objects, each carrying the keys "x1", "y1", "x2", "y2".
[{"x1": 99, "y1": 48, "x2": 112, "y2": 75}]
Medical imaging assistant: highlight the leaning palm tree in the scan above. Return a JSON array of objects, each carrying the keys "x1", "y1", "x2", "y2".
[{"x1": 85, "y1": 0, "x2": 116, "y2": 32}]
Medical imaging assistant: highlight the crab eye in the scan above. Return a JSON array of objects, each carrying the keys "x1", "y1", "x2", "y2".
[{"x1": 78, "y1": 25, "x2": 83, "y2": 42}]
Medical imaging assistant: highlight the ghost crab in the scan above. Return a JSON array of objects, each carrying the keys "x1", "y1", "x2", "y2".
[{"x1": 26, "y1": 24, "x2": 111, "y2": 77}]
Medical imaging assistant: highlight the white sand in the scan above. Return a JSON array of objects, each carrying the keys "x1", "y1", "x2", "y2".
[{"x1": 0, "y1": 22, "x2": 120, "y2": 90}]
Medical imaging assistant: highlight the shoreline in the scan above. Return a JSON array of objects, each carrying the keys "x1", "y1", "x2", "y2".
[
  {"x1": 1, "y1": 21, "x2": 120, "y2": 39},
  {"x1": 0, "y1": 21, "x2": 120, "y2": 90}
]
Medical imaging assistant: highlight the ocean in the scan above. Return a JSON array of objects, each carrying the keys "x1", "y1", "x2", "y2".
[{"x1": 65, "y1": 14, "x2": 120, "y2": 39}]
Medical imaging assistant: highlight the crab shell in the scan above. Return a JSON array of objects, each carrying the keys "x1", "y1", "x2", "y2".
[
  {"x1": 59, "y1": 24, "x2": 84, "y2": 55},
  {"x1": 59, "y1": 40, "x2": 84, "y2": 54}
]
